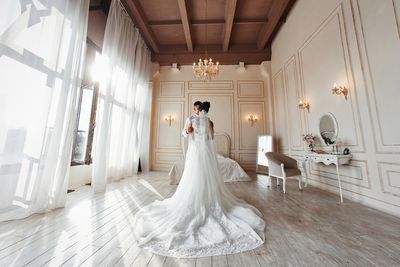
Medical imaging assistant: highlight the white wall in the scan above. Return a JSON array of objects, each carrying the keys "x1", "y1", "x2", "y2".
[
  {"x1": 150, "y1": 64, "x2": 273, "y2": 172},
  {"x1": 271, "y1": 0, "x2": 400, "y2": 216}
]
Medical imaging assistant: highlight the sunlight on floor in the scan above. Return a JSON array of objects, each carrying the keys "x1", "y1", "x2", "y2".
[{"x1": 138, "y1": 178, "x2": 165, "y2": 199}]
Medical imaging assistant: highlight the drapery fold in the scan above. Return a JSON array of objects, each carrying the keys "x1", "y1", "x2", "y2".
[
  {"x1": 0, "y1": 0, "x2": 89, "y2": 221},
  {"x1": 92, "y1": 0, "x2": 152, "y2": 192}
]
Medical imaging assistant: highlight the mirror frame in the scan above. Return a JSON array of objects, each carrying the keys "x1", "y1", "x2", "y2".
[{"x1": 319, "y1": 112, "x2": 339, "y2": 146}]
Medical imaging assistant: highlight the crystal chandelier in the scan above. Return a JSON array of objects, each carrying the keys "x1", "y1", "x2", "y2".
[
  {"x1": 193, "y1": 58, "x2": 219, "y2": 81},
  {"x1": 192, "y1": 0, "x2": 219, "y2": 81}
]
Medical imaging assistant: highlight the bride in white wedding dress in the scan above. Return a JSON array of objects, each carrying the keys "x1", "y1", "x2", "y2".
[{"x1": 133, "y1": 102, "x2": 265, "y2": 258}]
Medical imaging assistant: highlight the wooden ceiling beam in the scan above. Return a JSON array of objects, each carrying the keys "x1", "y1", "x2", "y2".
[
  {"x1": 148, "y1": 20, "x2": 182, "y2": 26},
  {"x1": 222, "y1": 0, "x2": 237, "y2": 51},
  {"x1": 257, "y1": 0, "x2": 294, "y2": 50},
  {"x1": 234, "y1": 18, "x2": 266, "y2": 25},
  {"x1": 148, "y1": 18, "x2": 266, "y2": 27},
  {"x1": 191, "y1": 19, "x2": 224, "y2": 26},
  {"x1": 177, "y1": 0, "x2": 193, "y2": 52},
  {"x1": 267, "y1": 0, "x2": 297, "y2": 43},
  {"x1": 158, "y1": 43, "x2": 265, "y2": 54},
  {"x1": 148, "y1": 19, "x2": 225, "y2": 26},
  {"x1": 121, "y1": 0, "x2": 159, "y2": 53},
  {"x1": 152, "y1": 46, "x2": 271, "y2": 65}
]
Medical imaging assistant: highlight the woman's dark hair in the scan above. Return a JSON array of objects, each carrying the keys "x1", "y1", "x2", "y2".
[
  {"x1": 194, "y1": 101, "x2": 202, "y2": 107},
  {"x1": 200, "y1": 101, "x2": 210, "y2": 112}
]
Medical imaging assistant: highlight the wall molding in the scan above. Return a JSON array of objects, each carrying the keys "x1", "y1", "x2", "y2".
[
  {"x1": 156, "y1": 101, "x2": 184, "y2": 150},
  {"x1": 151, "y1": 66, "x2": 271, "y2": 174},
  {"x1": 284, "y1": 55, "x2": 304, "y2": 151},
  {"x1": 159, "y1": 81, "x2": 185, "y2": 98},
  {"x1": 377, "y1": 161, "x2": 400, "y2": 197},
  {"x1": 297, "y1": 3, "x2": 365, "y2": 153},
  {"x1": 351, "y1": 0, "x2": 400, "y2": 154},
  {"x1": 309, "y1": 159, "x2": 371, "y2": 189},
  {"x1": 238, "y1": 101, "x2": 266, "y2": 150},
  {"x1": 392, "y1": 0, "x2": 400, "y2": 39},
  {"x1": 272, "y1": 69, "x2": 290, "y2": 151},
  {"x1": 306, "y1": 178, "x2": 400, "y2": 212},
  {"x1": 155, "y1": 151, "x2": 183, "y2": 164},
  {"x1": 271, "y1": 0, "x2": 400, "y2": 216},
  {"x1": 188, "y1": 93, "x2": 235, "y2": 150},
  {"x1": 188, "y1": 80, "x2": 234, "y2": 90},
  {"x1": 238, "y1": 152, "x2": 257, "y2": 171},
  {"x1": 237, "y1": 80, "x2": 264, "y2": 98}
]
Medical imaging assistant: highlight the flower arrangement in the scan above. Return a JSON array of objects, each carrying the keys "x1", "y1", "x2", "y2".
[{"x1": 302, "y1": 133, "x2": 315, "y2": 152}]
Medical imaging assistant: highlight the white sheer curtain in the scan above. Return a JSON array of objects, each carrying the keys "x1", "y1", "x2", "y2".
[
  {"x1": 92, "y1": 0, "x2": 152, "y2": 192},
  {"x1": 0, "y1": 0, "x2": 89, "y2": 221}
]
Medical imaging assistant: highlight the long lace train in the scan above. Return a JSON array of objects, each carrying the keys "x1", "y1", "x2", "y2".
[{"x1": 133, "y1": 112, "x2": 265, "y2": 258}]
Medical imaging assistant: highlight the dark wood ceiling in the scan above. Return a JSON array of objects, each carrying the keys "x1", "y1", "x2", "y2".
[{"x1": 90, "y1": 0, "x2": 297, "y2": 65}]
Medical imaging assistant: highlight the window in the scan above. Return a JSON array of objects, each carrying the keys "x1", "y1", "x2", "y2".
[
  {"x1": 71, "y1": 84, "x2": 98, "y2": 165},
  {"x1": 71, "y1": 47, "x2": 101, "y2": 165}
]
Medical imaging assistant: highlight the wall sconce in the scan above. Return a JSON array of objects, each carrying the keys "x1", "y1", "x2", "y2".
[
  {"x1": 298, "y1": 100, "x2": 310, "y2": 112},
  {"x1": 247, "y1": 114, "x2": 258, "y2": 127},
  {"x1": 332, "y1": 83, "x2": 349, "y2": 100},
  {"x1": 164, "y1": 114, "x2": 175, "y2": 126}
]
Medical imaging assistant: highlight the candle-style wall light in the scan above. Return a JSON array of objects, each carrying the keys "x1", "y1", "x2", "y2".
[
  {"x1": 332, "y1": 83, "x2": 349, "y2": 100},
  {"x1": 247, "y1": 114, "x2": 258, "y2": 127},
  {"x1": 298, "y1": 100, "x2": 310, "y2": 112},
  {"x1": 164, "y1": 114, "x2": 175, "y2": 126}
]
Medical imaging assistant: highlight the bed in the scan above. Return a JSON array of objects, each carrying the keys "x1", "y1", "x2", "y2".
[{"x1": 169, "y1": 132, "x2": 251, "y2": 185}]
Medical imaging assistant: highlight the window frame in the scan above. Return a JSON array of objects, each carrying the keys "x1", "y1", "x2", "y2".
[{"x1": 71, "y1": 82, "x2": 99, "y2": 166}]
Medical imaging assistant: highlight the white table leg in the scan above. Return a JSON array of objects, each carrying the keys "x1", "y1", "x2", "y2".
[
  {"x1": 336, "y1": 164, "x2": 343, "y2": 203},
  {"x1": 303, "y1": 160, "x2": 308, "y2": 187},
  {"x1": 298, "y1": 174, "x2": 302, "y2": 190}
]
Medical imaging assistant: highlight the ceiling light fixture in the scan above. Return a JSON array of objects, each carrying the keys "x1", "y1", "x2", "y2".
[
  {"x1": 171, "y1": 63, "x2": 180, "y2": 71},
  {"x1": 192, "y1": 0, "x2": 219, "y2": 81},
  {"x1": 237, "y1": 62, "x2": 246, "y2": 71}
]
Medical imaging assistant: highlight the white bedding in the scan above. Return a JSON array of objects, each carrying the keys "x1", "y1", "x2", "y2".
[{"x1": 169, "y1": 154, "x2": 251, "y2": 185}]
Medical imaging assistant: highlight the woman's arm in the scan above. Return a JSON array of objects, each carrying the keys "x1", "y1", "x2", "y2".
[
  {"x1": 182, "y1": 117, "x2": 194, "y2": 137},
  {"x1": 182, "y1": 117, "x2": 190, "y2": 137}
]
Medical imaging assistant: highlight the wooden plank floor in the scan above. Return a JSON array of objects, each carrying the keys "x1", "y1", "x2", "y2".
[{"x1": 0, "y1": 172, "x2": 399, "y2": 267}]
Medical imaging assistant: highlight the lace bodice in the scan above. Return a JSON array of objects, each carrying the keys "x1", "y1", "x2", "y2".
[{"x1": 191, "y1": 111, "x2": 212, "y2": 141}]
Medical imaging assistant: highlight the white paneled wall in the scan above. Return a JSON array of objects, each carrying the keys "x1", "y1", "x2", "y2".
[
  {"x1": 151, "y1": 65, "x2": 273, "y2": 172},
  {"x1": 271, "y1": 0, "x2": 400, "y2": 216}
]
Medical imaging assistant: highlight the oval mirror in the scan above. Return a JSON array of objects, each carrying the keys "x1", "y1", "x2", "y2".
[{"x1": 319, "y1": 113, "x2": 338, "y2": 145}]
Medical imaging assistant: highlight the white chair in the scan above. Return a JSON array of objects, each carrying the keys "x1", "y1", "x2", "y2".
[{"x1": 265, "y1": 152, "x2": 302, "y2": 193}]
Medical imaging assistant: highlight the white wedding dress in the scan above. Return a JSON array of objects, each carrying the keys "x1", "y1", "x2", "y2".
[{"x1": 133, "y1": 111, "x2": 265, "y2": 258}]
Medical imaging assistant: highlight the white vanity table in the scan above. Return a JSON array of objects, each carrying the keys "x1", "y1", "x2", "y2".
[
  {"x1": 300, "y1": 112, "x2": 353, "y2": 203},
  {"x1": 302, "y1": 153, "x2": 352, "y2": 203}
]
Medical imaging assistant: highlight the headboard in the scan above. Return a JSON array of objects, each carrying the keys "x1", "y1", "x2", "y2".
[
  {"x1": 214, "y1": 132, "x2": 231, "y2": 157},
  {"x1": 182, "y1": 132, "x2": 231, "y2": 158}
]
